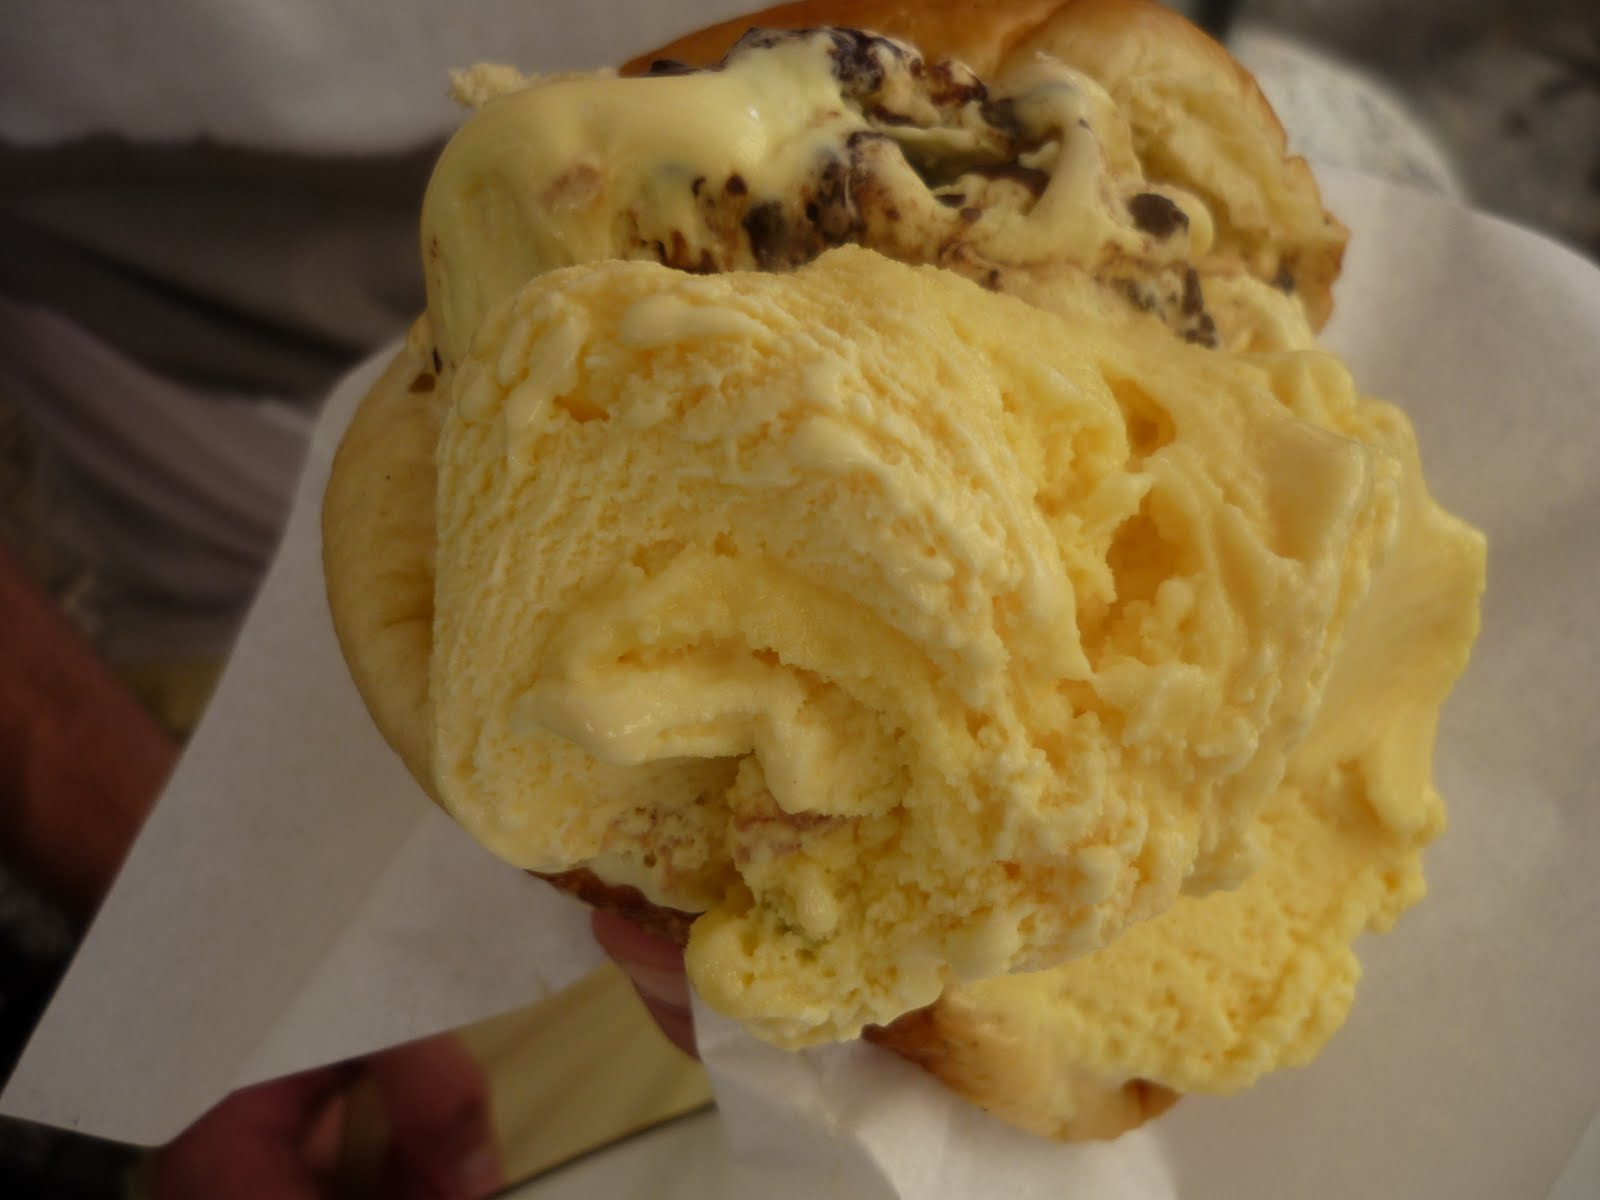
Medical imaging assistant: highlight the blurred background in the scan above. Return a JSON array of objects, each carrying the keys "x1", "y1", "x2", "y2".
[
  {"x1": 1, "y1": 1, "x2": 1596, "y2": 1196},
  {"x1": 1177, "y1": 0, "x2": 1599, "y2": 258}
]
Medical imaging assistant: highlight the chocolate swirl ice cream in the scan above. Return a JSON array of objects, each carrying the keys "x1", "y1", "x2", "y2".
[{"x1": 428, "y1": 28, "x2": 1308, "y2": 373}]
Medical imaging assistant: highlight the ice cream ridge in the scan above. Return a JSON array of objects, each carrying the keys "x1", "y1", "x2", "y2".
[{"x1": 324, "y1": 8, "x2": 1485, "y2": 1141}]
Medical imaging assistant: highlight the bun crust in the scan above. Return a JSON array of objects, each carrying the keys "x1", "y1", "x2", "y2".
[
  {"x1": 541, "y1": 868, "x2": 700, "y2": 944},
  {"x1": 326, "y1": 0, "x2": 1352, "y2": 1141},
  {"x1": 322, "y1": 338, "x2": 440, "y2": 790}
]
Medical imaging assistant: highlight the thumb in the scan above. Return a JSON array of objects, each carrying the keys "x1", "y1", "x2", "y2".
[{"x1": 366, "y1": 1033, "x2": 502, "y2": 1200}]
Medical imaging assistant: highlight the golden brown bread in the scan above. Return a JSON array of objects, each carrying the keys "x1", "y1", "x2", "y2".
[
  {"x1": 866, "y1": 1002, "x2": 1180, "y2": 1140},
  {"x1": 324, "y1": 0, "x2": 1353, "y2": 1141}
]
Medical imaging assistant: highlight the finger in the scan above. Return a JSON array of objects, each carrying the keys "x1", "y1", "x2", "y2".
[
  {"x1": 639, "y1": 992, "x2": 700, "y2": 1057},
  {"x1": 591, "y1": 910, "x2": 698, "y2": 1057},
  {"x1": 150, "y1": 1065, "x2": 355, "y2": 1200},
  {"x1": 366, "y1": 1032, "x2": 502, "y2": 1200}
]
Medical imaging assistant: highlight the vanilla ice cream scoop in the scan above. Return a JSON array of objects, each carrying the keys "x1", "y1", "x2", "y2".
[{"x1": 430, "y1": 246, "x2": 1399, "y2": 1044}]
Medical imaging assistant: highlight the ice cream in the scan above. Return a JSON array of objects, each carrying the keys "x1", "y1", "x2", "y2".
[
  {"x1": 423, "y1": 27, "x2": 1325, "y2": 381},
  {"x1": 430, "y1": 244, "x2": 1424, "y2": 1046},
  {"x1": 876, "y1": 346, "x2": 1484, "y2": 1135},
  {"x1": 323, "y1": 8, "x2": 1485, "y2": 1137}
]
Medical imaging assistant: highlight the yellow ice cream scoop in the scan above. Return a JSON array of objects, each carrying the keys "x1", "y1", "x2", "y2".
[
  {"x1": 423, "y1": 24, "x2": 1318, "y2": 374},
  {"x1": 429, "y1": 246, "x2": 1408, "y2": 1046}
]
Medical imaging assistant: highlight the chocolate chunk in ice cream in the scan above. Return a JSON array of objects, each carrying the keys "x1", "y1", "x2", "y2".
[{"x1": 1129, "y1": 192, "x2": 1190, "y2": 239}]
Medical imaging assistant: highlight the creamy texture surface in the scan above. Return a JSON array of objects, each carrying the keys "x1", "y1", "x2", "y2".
[
  {"x1": 416, "y1": 27, "x2": 1483, "y2": 1069},
  {"x1": 431, "y1": 247, "x2": 1404, "y2": 1043},
  {"x1": 423, "y1": 29, "x2": 1309, "y2": 376},
  {"x1": 937, "y1": 351, "x2": 1484, "y2": 1129}
]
